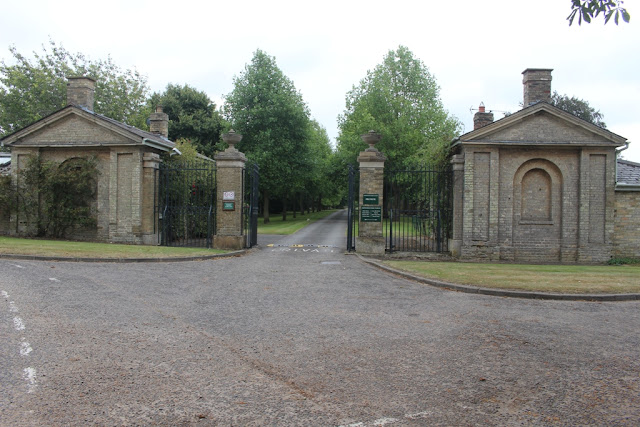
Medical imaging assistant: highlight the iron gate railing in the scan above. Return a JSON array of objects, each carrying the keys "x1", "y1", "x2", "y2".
[
  {"x1": 347, "y1": 164, "x2": 359, "y2": 252},
  {"x1": 244, "y1": 163, "x2": 259, "y2": 248},
  {"x1": 384, "y1": 167, "x2": 452, "y2": 253},
  {"x1": 157, "y1": 160, "x2": 216, "y2": 248}
]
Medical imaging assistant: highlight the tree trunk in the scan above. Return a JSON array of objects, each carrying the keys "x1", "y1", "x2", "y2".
[
  {"x1": 293, "y1": 195, "x2": 297, "y2": 219},
  {"x1": 282, "y1": 198, "x2": 287, "y2": 221},
  {"x1": 263, "y1": 190, "x2": 270, "y2": 224},
  {"x1": 299, "y1": 194, "x2": 305, "y2": 216}
]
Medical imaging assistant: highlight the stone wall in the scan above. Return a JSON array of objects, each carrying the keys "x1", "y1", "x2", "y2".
[
  {"x1": 613, "y1": 190, "x2": 640, "y2": 258},
  {"x1": 458, "y1": 145, "x2": 618, "y2": 263},
  {"x1": 8, "y1": 145, "x2": 161, "y2": 245}
]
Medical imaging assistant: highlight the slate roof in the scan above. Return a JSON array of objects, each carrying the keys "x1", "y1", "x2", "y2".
[{"x1": 617, "y1": 159, "x2": 640, "y2": 186}]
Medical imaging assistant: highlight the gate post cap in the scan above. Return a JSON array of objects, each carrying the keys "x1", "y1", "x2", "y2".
[
  {"x1": 222, "y1": 129, "x2": 243, "y2": 149},
  {"x1": 361, "y1": 130, "x2": 382, "y2": 151}
]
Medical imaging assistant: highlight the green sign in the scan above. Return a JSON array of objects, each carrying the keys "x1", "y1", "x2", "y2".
[
  {"x1": 223, "y1": 201, "x2": 235, "y2": 211},
  {"x1": 361, "y1": 206, "x2": 382, "y2": 222},
  {"x1": 363, "y1": 194, "x2": 379, "y2": 205}
]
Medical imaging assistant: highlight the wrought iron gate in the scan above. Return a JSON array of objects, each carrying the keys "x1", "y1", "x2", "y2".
[
  {"x1": 244, "y1": 163, "x2": 259, "y2": 248},
  {"x1": 157, "y1": 161, "x2": 216, "y2": 248},
  {"x1": 346, "y1": 165, "x2": 359, "y2": 252},
  {"x1": 384, "y1": 167, "x2": 452, "y2": 253}
]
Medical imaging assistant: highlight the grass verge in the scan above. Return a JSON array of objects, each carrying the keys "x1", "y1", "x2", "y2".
[
  {"x1": 383, "y1": 261, "x2": 640, "y2": 294},
  {"x1": 257, "y1": 210, "x2": 338, "y2": 235},
  {"x1": 0, "y1": 236, "x2": 226, "y2": 259}
]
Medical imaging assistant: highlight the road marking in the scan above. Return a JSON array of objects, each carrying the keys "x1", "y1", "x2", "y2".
[
  {"x1": 338, "y1": 410, "x2": 433, "y2": 427},
  {"x1": 12, "y1": 264, "x2": 25, "y2": 269},
  {"x1": 49, "y1": 278, "x2": 60, "y2": 282},
  {"x1": 20, "y1": 340, "x2": 33, "y2": 356},
  {"x1": 3, "y1": 289, "x2": 38, "y2": 394},
  {"x1": 13, "y1": 316, "x2": 26, "y2": 331},
  {"x1": 23, "y1": 367, "x2": 37, "y2": 393}
]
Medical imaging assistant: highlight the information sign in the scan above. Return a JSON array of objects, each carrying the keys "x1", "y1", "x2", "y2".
[
  {"x1": 223, "y1": 201, "x2": 235, "y2": 211},
  {"x1": 363, "y1": 194, "x2": 379, "y2": 205},
  {"x1": 361, "y1": 206, "x2": 382, "y2": 222}
]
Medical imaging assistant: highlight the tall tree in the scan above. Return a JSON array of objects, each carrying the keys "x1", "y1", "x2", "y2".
[
  {"x1": 149, "y1": 84, "x2": 226, "y2": 158},
  {"x1": 0, "y1": 39, "x2": 150, "y2": 137},
  {"x1": 551, "y1": 91, "x2": 607, "y2": 128},
  {"x1": 337, "y1": 46, "x2": 461, "y2": 170},
  {"x1": 303, "y1": 120, "x2": 340, "y2": 212},
  {"x1": 224, "y1": 50, "x2": 311, "y2": 223},
  {"x1": 568, "y1": 0, "x2": 630, "y2": 25}
]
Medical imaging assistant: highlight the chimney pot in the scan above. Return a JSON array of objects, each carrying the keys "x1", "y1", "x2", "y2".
[
  {"x1": 67, "y1": 76, "x2": 96, "y2": 111},
  {"x1": 474, "y1": 102, "x2": 494, "y2": 130}
]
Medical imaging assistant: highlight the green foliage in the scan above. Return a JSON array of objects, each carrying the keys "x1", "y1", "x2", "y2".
[
  {"x1": 607, "y1": 257, "x2": 640, "y2": 265},
  {"x1": 162, "y1": 138, "x2": 203, "y2": 164},
  {"x1": 568, "y1": 0, "x2": 630, "y2": 25},
  {"x1": 224, "y1": 50, "x2": 313, "y2": 221},
  {"x1": 4, "y1": 155, "x2": 99, "y2": 238},
  {"x1": 0, "y1": 174, "x2": 16, "y2": 222},
  {"x1": 0, "y1": 39, "x2": 150, "y2": 136},
  {"x1": 337, "y1": 46, "x2": 461, "y2": 171},
  {"x1": 551, "y1": 91, "x2": 607, "y2": 128},
  {"x1": 149, "y1": 84, "x2": 227, "y2": 158}
]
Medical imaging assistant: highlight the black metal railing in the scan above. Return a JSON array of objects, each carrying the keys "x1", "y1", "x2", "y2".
[
  {"x1": 244, "y1": 163, "x2": 259, "y2": 248},
  {"x1": 157, "y1": 160, "x2": 216, "y2": 248},
  {"x1": 347, "y1": 164, "x2": 359, "y2": 252},
  {"x1": 384, "y1": 167, "x2": 452, "y2": 253}
]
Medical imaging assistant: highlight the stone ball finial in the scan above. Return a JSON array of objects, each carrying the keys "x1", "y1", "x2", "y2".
[
  {"x1": 222, "y1": 129, "x2": 243, "y2": 150},
  {"x1": 361, "y1": 130, "x2": 382, "y2": 151}
]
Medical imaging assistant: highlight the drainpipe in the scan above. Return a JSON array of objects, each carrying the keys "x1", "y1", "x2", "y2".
[{"x1": 615, "y1": 142, "x2": 630, "y2": 186}]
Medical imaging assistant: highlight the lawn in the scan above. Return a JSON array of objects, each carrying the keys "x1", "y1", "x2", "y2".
[
  {"x1": 257, "y1": 210, "x2": 338, "y2": 235},
  {"x1": 383, "y1": 260, "x2": 640, "y2": 294},
  {"x1": 0, "y1": 236, "x2": 226, "y2": 259}
]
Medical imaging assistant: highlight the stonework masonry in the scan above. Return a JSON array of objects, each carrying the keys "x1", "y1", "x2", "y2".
[
  {"x1": 452, "y1": 69, "x2": 630, "y2": 264},
  {"x1": 614, "y1": 190, "x2": 640, "y2": 258}
]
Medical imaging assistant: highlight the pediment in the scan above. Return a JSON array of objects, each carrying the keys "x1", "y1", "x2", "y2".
[
  {"x1": 7, "y1": 109, "x2": 138, "y2": 147},
  {"x1": 458, "y1": 103, "x2": 626, "y2": 147}
]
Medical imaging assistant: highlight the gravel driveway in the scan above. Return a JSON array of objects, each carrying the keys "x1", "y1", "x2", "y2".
[{"x1": 1, "y1": 210, "x2": 639, "y2": 426}]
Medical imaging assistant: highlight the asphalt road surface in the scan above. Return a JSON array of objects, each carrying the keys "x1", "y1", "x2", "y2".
[{"x1": 1, "y1": 210, "x2": 639, "y2": 426}]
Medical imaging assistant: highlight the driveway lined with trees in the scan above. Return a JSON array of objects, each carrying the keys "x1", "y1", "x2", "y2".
[{"x1": 1, "y1": 212, "x2": 638, "y2": 425}]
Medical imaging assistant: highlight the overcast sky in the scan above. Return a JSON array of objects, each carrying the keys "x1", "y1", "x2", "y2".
[{"x1": 1, "y1": 0, "x2": 639, "y2": 162}]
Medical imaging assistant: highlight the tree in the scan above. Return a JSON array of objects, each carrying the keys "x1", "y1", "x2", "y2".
[
  {"x1": 568, "y1": 0, "x2": 630, "y2": 25},
  {"x1": 337, "y1": 46, "x2": 461, "y2": 170},
  {"x1": 301, "y1": 120, "x2": 340, "y2": 213},
  {"x1": 0, "y1": 39, "x2": 150, "y2": 137},
  {"x1": 149, "y1": 84, "x2": 227, "y2": 158},
  {"x1": 551, "y1": 91, "x2": 607, "y2": 128},
  {"x1": 224, "y1": 50, "x2": 312, "y2": 223}
]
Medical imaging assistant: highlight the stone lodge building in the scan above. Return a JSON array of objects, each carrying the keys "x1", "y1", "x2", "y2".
[
  {"x1": 0, "y1": 77, "x2": 175, "y2": 244},
  {"x1": 450, "y1": 68, "x2": 640, "y2": 263}
]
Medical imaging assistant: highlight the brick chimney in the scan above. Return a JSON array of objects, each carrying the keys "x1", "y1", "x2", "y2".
[
  {"x1": 522, "y1": 68, "x2": 553, "y2": 107},
  {"x1": 67, "y1": 76, "x2": 96, "y2": 111},
  {"x1": 149, "y1": 106, "x2": 169, "y2": 138},
  {"x1": 473, "y1": 102, "x2": 494, "y2": 130}
]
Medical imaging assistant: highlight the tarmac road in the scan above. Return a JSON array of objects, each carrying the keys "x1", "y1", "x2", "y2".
[{"x1": 1, "y1": 210, "x2": 639, "y2": 426}]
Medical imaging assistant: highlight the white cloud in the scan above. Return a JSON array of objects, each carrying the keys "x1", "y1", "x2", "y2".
[{"x1": 1, "y1": 0, "x2": 638, "y2": 161}]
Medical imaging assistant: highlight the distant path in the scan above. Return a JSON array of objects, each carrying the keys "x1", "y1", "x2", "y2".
[{"x1": 1, "y1": 211, "x2": 639, "y2": 425}]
